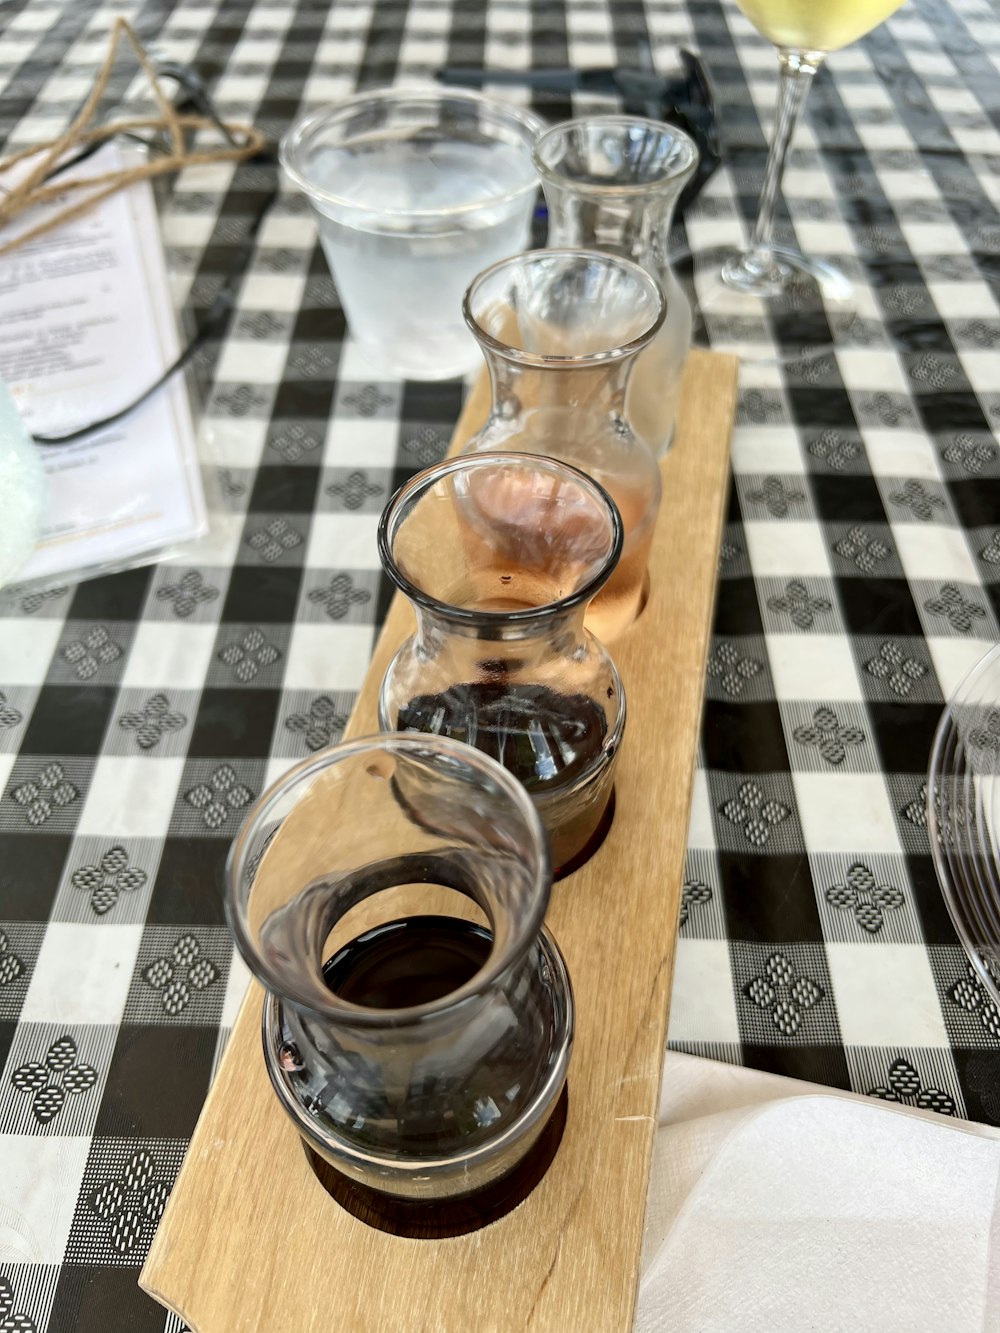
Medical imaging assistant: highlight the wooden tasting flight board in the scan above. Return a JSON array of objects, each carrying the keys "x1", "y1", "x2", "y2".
[{"x1": 141, "y1": 347, "x2": 739, "y2": 1333}]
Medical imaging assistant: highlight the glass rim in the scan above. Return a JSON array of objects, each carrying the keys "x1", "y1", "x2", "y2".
[
  {"x1": 225, "y1": 731, "x2": 553, "y2": 1027},
  {"x1": 532, "y1": 113, "x2": 699, "y2": 196},
  {"x1": 927, "y1": 641, "x2": 1000, "y2": 1008},
  {"x1": 278, "y1": 86, "x2": 547, "y2": 221},
  {"x1": 377, "y1": 451, "x2": 626, "y2": 626},
  {"x1": 462, "y1": 247, "x2": 666, "y2": 368}
]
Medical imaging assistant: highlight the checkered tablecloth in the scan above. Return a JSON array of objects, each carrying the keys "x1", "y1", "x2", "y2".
[{"x1": 0, "y1": 0, "x2": 999, "y2": 1327}]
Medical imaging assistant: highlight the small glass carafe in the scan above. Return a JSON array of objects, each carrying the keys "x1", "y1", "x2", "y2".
[
  {"x1": 377, "y1": 452, "x2": 625, "y2": 876},
  {"x1": 534, "y1": 118, "x2": 699, "y2": 455},
  {"x1": 460, "y1": 248, "x2": 664, "y2": 639},
  {"x1": 226, "y1": 733, "x2": 573, "y2": 1213}
]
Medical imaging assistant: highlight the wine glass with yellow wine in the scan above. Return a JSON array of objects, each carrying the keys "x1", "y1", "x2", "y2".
[{"x1": 677, "y1": 0, "x2": 908, "y2": 361}]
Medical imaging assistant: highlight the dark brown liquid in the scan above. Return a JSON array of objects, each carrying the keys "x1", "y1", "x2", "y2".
[
  {"x1": 323, "y1": 916, "x2": 491, "y2": 1009},
  {"x1": 396, "y1": 681, "x2": 608, "y2": 793},
  {"x1": 304, "y1": 923, "x2": 570, "y2": 1238},
  {"x1": 305, "y1": 1086, "x2": 569, "y2": 1239}
]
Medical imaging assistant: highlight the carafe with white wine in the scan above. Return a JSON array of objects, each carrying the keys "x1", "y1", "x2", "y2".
[{"x1": 678, "y1": 0, "x2": 908, "y2": 360}]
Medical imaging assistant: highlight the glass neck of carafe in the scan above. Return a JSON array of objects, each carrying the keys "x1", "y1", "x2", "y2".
[
  {"x1": 477, "y1": 342, "x2": 635, "y2": 427},
  {"x1": 542, "y1": 181, "x2": 685, "y2": 276},
  {"x1": 411, "y1": 596, "x2": 589, "y2": 658}
]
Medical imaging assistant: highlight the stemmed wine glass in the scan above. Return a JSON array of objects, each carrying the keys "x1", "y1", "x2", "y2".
[{"x1": 676, "y1": 0, "x2": 908, "y2": 361}]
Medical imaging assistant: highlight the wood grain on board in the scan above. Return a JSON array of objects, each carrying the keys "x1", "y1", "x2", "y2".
[{"x1": 140, "y1": 347, "x2": 739, "y2": 1333}]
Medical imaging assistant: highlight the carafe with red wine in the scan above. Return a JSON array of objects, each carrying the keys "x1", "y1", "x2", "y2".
[
  {"x1": 377, "y1": 452, "x2": 626, "y2": 876},
  {"x1": 225, "y1": 733, "x2": 573, "y2": 1218}
]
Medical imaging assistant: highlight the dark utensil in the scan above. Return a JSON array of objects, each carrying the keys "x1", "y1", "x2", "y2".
[{"x1": 437, "y1": 48, "x2": 720, "y2": 211}]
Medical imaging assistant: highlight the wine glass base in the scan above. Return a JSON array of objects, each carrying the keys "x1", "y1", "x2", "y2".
[{"x1": 671, "y1": 243, "x2": 857, "y2": 366}]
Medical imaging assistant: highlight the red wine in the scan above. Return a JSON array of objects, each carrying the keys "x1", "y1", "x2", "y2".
[
  {"x1": 395, "y1": 681, "x2": 608, "y2": 792},
  {"x1": 323, "y1": 916, "x2": 491, "y2": 1009}
]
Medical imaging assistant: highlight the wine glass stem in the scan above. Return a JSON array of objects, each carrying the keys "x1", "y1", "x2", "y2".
[{"x1": 745, "y1": 49, "x2": 823, "y2": 268}]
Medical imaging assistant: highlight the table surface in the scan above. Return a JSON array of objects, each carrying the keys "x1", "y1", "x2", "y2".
[{"x1": 0, "y1": 0, "x2": 999, "y2": 1328}]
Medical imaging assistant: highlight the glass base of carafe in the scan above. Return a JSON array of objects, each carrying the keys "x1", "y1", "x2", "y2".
[
  {"x1": 261, "y1": 923, "x2": 573, "y2": 1205},
  {"x1": 302, "y1": 1085, "x2": 568, "y2": 1238},
  {"x1": 385, "y1": 685, "x2": 621, "y2": 875}
]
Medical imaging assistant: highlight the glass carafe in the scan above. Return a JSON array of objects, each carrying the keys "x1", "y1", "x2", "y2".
[
  {"x1": 460, "y1": 248, "x2": 664, "y2": 638},
  {"x1": 226, "y1": 733, "x2": 573, "y2": 1213},
  {"x1": 534, "y1": 118, "x2": 699, "y2": 455},
  {"x1": 377, "y1": 453, "x2": 625, "y2": 876}
]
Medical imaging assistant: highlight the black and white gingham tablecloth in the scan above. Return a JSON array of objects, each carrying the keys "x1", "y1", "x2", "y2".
[{"x1": 0, "y1": 0, "x2": 998, "y2": 1326}]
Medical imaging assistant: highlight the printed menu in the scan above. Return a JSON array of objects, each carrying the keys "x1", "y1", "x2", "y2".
[{"x1": 0, "y1": 141, "x2": 207, "y2": 582}]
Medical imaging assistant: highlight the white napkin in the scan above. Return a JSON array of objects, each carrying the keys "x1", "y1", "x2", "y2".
[{"x1": 637, "y1": 1053, "x2": 1000, "y2": 1333}]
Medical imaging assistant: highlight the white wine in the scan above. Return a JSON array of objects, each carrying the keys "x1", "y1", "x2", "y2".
[{"x1": 733, "y1": 0, "x2": 906, "y2": 52}]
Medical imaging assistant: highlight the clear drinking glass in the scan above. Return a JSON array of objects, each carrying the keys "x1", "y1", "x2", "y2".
[
  {"x1": 459, "y1": 248, "x2": 664, "y2": 639},
  {"x1": 279, "y1": 89, "x2": 544, "y2": 380},
  {"x1": 533, "y1": 116, "x2": 699, "y2": 455},
  {"x1": 377, "y1": 453, "x2": 625, "y2": 876},
  {"x1": 226, "y1": 733, "x2": 573, "y2": 1207},
  {"x1": 929, "y1": 642, "x2": 1000, "y2": 1009},
  {"x1": 674, "y1": 0, "x2": 908, "y2": 361}
]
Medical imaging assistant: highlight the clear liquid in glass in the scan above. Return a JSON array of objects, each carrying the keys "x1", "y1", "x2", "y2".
[{"x1": 308, "y1": 136, "x2": 536, "y2": 379}]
